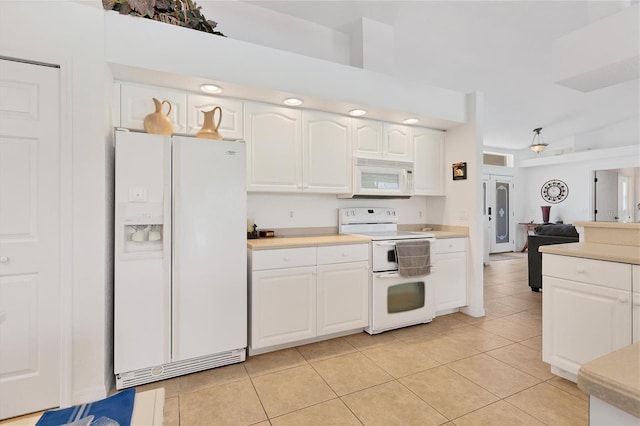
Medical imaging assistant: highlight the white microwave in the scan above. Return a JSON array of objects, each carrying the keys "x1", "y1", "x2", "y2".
[{"x1": 340, "y1": 158, "x2": 414, "y2": 198}]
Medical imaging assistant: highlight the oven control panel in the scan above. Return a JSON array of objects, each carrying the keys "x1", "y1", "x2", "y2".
[{"x1": 339, "y1": 207, "x2": 398, "y2": 226}]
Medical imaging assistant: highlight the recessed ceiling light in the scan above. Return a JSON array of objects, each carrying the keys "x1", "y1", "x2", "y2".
[
  {"x1": 200, "y1": 84, "x2": 222, "y2": 94},
  {"x1": 349, "y1": 109, "x2": 367, "y2": 116},
  {"x1": 403, "y1": 118, "x2": 419, "y2": 125},
  {"x1": 283, "y1": 97, "x2": 303, "y2": 106}
]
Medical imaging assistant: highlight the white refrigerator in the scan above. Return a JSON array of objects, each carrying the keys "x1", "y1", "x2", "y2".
[{"x1": 114, "y1": 130, "x2": 247, "y2": 389}]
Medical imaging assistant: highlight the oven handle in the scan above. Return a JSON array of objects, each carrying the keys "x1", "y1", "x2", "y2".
[
  {"x1": 376, "y1": 272, "x2": 400, "y2": 279},
  {"x1": 373, "y1": 241, "x2": 396, "y2": 246}
]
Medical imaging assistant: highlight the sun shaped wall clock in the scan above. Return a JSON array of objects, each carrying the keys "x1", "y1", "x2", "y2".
[{"x1": 541, "y1": 179, "x2": 568, "y2": 203}]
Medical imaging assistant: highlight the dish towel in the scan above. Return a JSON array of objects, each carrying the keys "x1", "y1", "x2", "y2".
[
  {"x1": 395, "y1": 240, "x2": 431, "y2": 277},
  {"x1": 36, "y1": 388, "x2": 135, "y2": 426}
]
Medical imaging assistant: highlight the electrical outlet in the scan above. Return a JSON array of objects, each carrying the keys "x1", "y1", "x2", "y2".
[
  {"x1": 418, "y1": 211, "x2": 423, "y2": 219},
  {"x1": 288, "y1": 209, "x2": 295, "y2": 220}
]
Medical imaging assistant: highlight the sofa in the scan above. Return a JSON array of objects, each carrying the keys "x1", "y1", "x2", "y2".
[{"x1": 528, "y1": 224, "x2": 579, "y2": 292}]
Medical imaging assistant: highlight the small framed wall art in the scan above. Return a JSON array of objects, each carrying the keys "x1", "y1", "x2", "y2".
[{"x1": 452, "y1": 162, "x2": 467, "y2": 180}]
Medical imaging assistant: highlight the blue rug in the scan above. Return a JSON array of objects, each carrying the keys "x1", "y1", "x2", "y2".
[{"x1": 36, "y1": 388, "x2": 135, "y2": 426}]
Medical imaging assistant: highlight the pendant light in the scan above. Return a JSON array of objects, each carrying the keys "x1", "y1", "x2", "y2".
[{"x1": 530, "y1": 127, "x2": 548, "y2": 153}]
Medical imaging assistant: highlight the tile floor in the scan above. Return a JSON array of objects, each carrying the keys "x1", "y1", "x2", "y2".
[{"x1": 132, "y1": 252, "x2": 588, "y2": 425}]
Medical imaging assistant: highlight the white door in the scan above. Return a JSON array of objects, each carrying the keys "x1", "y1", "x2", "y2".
[
  {"x1": 413, "y1": 128, "x2": 444, "y2": 196},
  {"x1": 486, "y1": 175, "x2": 514, "y2": 253},
  {"x1": 594, "y1": 170, "x2": 619, "y2": 221},
  {"x1": 0, "y1": 59, "x2": 60, "y2": 418},
  {"x1": 352, "y1": 118, "x2": 382, "y2": 158},
  {"x1": 383, "y1": 123, "x2": 413, "y2": 162}
]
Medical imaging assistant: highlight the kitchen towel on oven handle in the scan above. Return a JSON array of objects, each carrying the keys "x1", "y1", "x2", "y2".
[{"x1": 395, "y1": 240, "x2": 431, "y2": 277}]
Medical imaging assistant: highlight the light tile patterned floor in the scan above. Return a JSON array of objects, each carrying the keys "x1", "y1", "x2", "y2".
[{"x1": 143, "y1": 253, "x2": 588, "y2": 425}]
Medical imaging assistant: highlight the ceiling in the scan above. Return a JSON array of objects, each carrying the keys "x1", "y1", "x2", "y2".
[{"x1": 239, "y1": 0, "x2": 639, "y2": 151}]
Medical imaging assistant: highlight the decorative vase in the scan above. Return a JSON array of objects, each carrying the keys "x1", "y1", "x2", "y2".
[
  {"x1": 195, "y1": 106, "x2": 223, "y2": 140},
  {"x1": 143, "y1": 98, "x2": 173, "y2": 135},
  {"x1": 541, "y1": 205, "x2": 551, "y2": 223}
]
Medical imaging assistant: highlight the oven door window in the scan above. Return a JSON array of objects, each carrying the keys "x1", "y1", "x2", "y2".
[{"x1": 387, "y1": 281, "x2": 425, "y2": 313}]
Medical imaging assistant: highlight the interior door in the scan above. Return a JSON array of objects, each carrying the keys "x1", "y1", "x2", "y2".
[
  {"x1": 594, "y1": 170, "x2": 619, "y2": 221},
  {"x1": 0, "y1": 59, "x2": 60, "y2": 418},
  {"x1": 486, "y1": 175, "x2": 515, "y2": 253}
]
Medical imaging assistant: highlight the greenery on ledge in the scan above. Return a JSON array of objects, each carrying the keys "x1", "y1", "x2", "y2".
[{"x1": 102, "y1": 0, "x2": 225, "y2": 36}]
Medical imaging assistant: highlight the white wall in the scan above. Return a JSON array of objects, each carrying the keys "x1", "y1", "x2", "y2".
[
  {"x1": 427, "y1": 92, "x2": 485, "y2": 317},
  {"x1": 0, "y1": 1, "x2": 110, "y2": 404},
  {"x1": 199, "y1": 1, "x2": 351, "y2": 66},
  {"x1": 248, "y1": 193, "x2": 429, "y2": 231}
]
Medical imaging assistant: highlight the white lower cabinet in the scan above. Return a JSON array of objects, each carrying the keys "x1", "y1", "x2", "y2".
[
  {"x1": 249, "y1": 244, "x2": 369, "y2": 354},
  {"x1": 542, "y1": 254, "x2": 633, "y2": 382},
  {"x1": 434, "y1": 238, "x2": 467, "y2": 314},
  {"x1": 251, "y1": 266, "x2": 316, "y2": 349},
  {"x1": 316, "y1": 261, "x2": 369, "y2": 336}
]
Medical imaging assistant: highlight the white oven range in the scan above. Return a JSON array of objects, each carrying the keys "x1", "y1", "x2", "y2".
[{"x1": 339, "y1": 207, "x2": 436, "y2": 334}]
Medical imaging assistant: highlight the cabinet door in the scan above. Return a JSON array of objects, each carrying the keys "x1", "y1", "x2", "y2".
[
  {"x1": 413, "y1": 128, "x2": 444, "y2": 195},
  {"x1": 251, "y1": 266, "x2": 316, "y2": 350},
  {"x1": 435, "y1": 251, "x2": 467, "y2": 313},
  {"x1": 120, "y1": 83, "x2": 187, "y2": 133},
  {"x1": 302, "y1": 111, "x2": 352, "y2": 194},
  {"x1": 317, "y1": 261, "x2": 369, "y2": 336},
  {"x1": 542, "y1": 277, "x2": 632, "y2": 378},
  {"x1": 383, "y1": 123, "x2": 413, "y2": 162},
  {"x1": 352, "y1": 118, "x2": 383, "y2": 158},
  {"x1": 187, "y1": 94, "x2": 243, "y2": 140},
  {"x1": 244, "y1": 102, "x2": 302, "y2": 192}
]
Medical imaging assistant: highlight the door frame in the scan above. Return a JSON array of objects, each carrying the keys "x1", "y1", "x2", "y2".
[{"x1": 1, "y1": 51, "x2": 73, "y2": 408}]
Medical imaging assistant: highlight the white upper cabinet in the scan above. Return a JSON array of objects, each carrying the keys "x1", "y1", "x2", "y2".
[
  {"x1": 353, "y1": 119, "x2": 412, "y2": 162},
  {"x1": 120, "y1": 83, "x2": 187, "y2": 133},
  {"x1": 352, "y1": 118, "x2": 383, "y2": 159},
  {"x1": 413, "y1": 128, "x2": 445, "y2": 196},
  {"x1": 302, "y1": 111, "x2": 352, "y2": 194},
  {"x1": 186, "y1": 94, "x2": 243, "y2": 140},
  {"x1": 244, "y1": 102, "x2": 302, "y2": 192},
  {"x1": 383, "y1": 123, "x2": 413, "y2": 162}
]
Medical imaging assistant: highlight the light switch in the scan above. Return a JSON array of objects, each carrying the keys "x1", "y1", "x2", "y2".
[{"x1": 129, "y1": 187, "x2": 147, "y2": 202}]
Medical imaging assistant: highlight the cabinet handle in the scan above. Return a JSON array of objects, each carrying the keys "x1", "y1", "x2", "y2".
[
  {"x1": 617, "y1": 297, "x2": 629, "y2": 303},
  {"x1": 342, "y1": 252, "x2": 349, "y2": 257},
  {"x1": 282, "y1": 257, "x2": 290, "y2": 261},
  {"x1": 0, "y1": 256, "x2": 9, "y2": 264},
  {"x1": 575, "y1": 268, "x2": 586, "y2": 274}
]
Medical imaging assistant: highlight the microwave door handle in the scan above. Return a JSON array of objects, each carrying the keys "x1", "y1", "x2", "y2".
[{"x1": 402, "y1": 170, "x2": 407, "y2": 190}]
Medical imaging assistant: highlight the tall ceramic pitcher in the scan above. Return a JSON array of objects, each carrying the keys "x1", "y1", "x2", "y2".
[
  {"x1": 196, "y1": 106, "x2": 223, "y2": 140},
  {"x1": 143, "y1": 98, "x2": 173, "y2": 135}
]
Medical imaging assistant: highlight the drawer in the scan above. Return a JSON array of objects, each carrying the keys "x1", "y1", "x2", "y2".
[
  {"x1": 543, "y1": 254, "x2": 632, "y2": 291},
  {"x1": 252, "y1": 247, "x2": 316, "y2": 271},
  {"x1": 317, "y1": 244, "x2": 369, "y2": 265},
  {"x1": 436, "y1": 238, "x2": 466, "y2": 254}
]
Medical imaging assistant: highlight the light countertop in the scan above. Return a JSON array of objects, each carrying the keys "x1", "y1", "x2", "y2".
[
  {"x1": 577, "y1": 342, "x2": 640, "y2": 418},
  {"x1": 247, "y1": 234, "x2": 371, "y2": 249},
  {"x1": 247, "y1": 232, "x2": 468, "y2": 249},
  {"x1": 539, "y1": 242, "x2": 640, "y2": 265}
]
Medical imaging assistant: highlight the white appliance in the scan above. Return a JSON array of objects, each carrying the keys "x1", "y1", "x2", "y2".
[
  {"x1": 339, "y1": 208, "x2": 436, "y2": 334},
  {"x1": 339, "y1": 158, "x2": 414, "y2": 198},
  {"x1": 114, "y1": 130, "x2": 247, "y2": 389}
]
